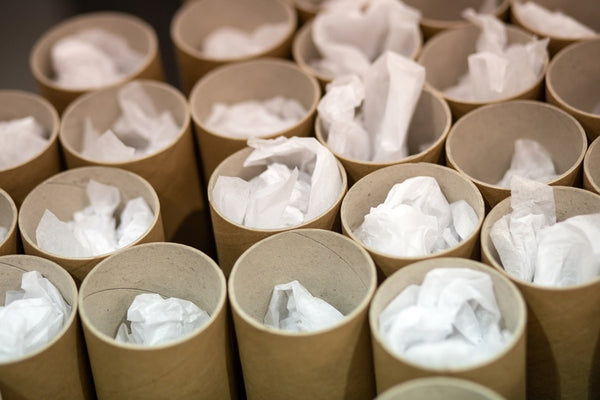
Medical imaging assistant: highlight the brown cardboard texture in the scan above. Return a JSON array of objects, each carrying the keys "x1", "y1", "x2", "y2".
[
  {"x1": 584, "y1": 137, "x2": 600, "y2": 194},
  {"x1": 376, "y1": 377, "x2": 505, "y2": 400},
  {"x1": 0, "y1": 255, "x2": 94, "y2": 400},
  {"x1": 370, "y1": 257, "x2": 526, "y2": 399},
  {"x1": 0, "y1": 189, "x2": 18, "y2": 256},
  {"x1": 481, "y1": 186, "x2": 600, "y2": 400},
  {"x1": 446, "y1": 100, "x2": 587, "y2": 209},
  {"x1": 18, "y1": 166, "x2": 164, "y2": 285},
  {"x1": 229, "y1": 229, "x2": 377, "y2": 400},
  {"x1": 341, "y1": 163, "x2": 485, "y2": 278}
]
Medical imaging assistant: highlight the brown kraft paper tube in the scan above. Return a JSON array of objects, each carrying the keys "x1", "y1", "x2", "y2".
[
  {"x1": 584, "y1": 137, "x2": 600, "y2": 194},
  {"x1": 0, "y1": 189, "x2": 18, "y2": 256},
  {"x1": 376, "y1": 376, "x2": 505, "y2": 400}
]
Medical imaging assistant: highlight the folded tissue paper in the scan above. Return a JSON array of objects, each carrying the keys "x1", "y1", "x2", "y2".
[
  {"x1": 204, "y1": 96, "x2": 308, "y2": 138},
  {"x1": 202, "y1": 23, "x2": 289, "y2": 59},
  {"x1": 51, "y1": 28, "x2": 145, "y2": 89},
  {"x1": 354, "y1": 176, "x2": 479, "y2": 257},
  {"x1": 36, "y1": 179, "x2": 154, "y2": 258},
  {"x1": 0, "y1": 116, "x2": 48, "y2": 170},
  {"x1": 115, "y1": 293, "x2": 210, "y2": 346},
  {"x1": 444, "y1": 10, "x2": 548, "y2": 102},
  {"x1": 496, "y1": 138, "x2": 557, "y2": 187},
  {"x1": 318, "y1": 51, "x2": 424, "y2": 162},
  {"x1": 490, "y1": 176, "x2": 600, "y2": 287},
  {"x1": 0, "y1": 270, "x2": 71, "y2": 361},
  {"x1": 212, "y1": 136, "x2": 343, "y2": 229},
  {"x1": 379, "y1": 268, "x2": 512, "y2": 369},
  {"x1": 513, "y1": 2, "x2": 595, "y2": 40},
  {"x1": 0, "y1": 226, "x2": 7, "y2": 242},
  {"x1": 81, "y1": 82, "x2": 180, "y2": 162},
  {"x1": 311, "y1": 0, "x2": 421, "y2": 77},
  {"x1": 264, "y1": 280, "x2": 344, "y2": 332}
]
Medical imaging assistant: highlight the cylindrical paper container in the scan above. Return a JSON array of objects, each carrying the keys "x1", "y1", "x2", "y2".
[
  {"x1": 0, "y1": 189, "x2": 18, "y2": 256},
  {"x1": 30, "y1": 12, "x2": 163, "y2": 113},
  {"x1": 315, "y1": 87, "x2": 452, "y2": 185},
  {"x1": 418, "y1": 24, "x2": 548, "y2": 119},
  {"x1": 208, "y1": 147, "x2": 348, "y2": 277},
  {"x1": 18, "y1": 166, "x2": 164, "y2": 285},
  {"x1": 171, "y1": 0, "x2": 297, "y2": 94},
  {"x1": 292, "y1": 0, "x2": 321, "y2": 24},
  {"x1": 584, "y1": 137, "x2": 600, "y2": 194},
  {"x1": 190, "y1": 58, "x2": 321, "y2": 182},
  {"x1": 341, "y1": 163, "x2": 485, "y2": 278},
  {"x1": 59, "y1": 79, "x2": 204, "y2": 246},
  {"x1": 0, "y1": 90, "x2": 61, "y2": 206},
  {"x1": 0, "y1": 255, "x2": 94, "y2": 400},
  {"x1": 481, "y1": 186, "x2": 600, "y2": 400},
  {"x1": 79, "y1": 242, "x2": 235, "y2": 400},
  {"x1": 370, "y1": 257, "x2": 527, "y2": 399},
  {"x1": 229, "y1": 229, "x2": 378, "y2": 400},
  {"x1": 446, "y1": 100, "x2": 587, "y2": 208},
  {"x1": 376, "y1": 377, "x2": 505, "y2": 400},
  {"x1": 546, "y1": 38, "x2": 600, "y2": 142},
  {"x1": 510, "y1": 0, "x2": 600, "y2": 56},
  {"x1": 402, "y1": 0, "x2": 510, "y2": 39}
]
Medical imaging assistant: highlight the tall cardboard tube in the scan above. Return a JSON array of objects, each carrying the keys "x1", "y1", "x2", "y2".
[{"x1": 0, "y1": 189, "x2": 18, "y2": 256}]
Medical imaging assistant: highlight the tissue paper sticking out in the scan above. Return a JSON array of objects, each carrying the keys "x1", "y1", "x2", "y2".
[
  {"x1": 0, "y1": 271, "x2": 71, "y2": 361},
  {"x1": 36, "y1": 179, "x2": 154, "y2": 258},
  {"x1": 513, "y1": 2, "x2": 596, "y2": 39},
  {"x1": 81, "y1": 82, "x2": 181, "y2": 162},
  {"x1": 490, "y1": 176, "x2": 600, "y2": 287},
  {"x1": 202, "y1": 23, "x2": 289, "y2": 59},
  {"x1": 264, "y1": 280, "x2": 344, "y2": 332},
  {"x1": 444, "y1": 11, "x2": 548, "y2": 102},
  {"x1": 354, "y1": 176, "x2": 479, "y2": 257},
  {"x1": 496, "y1": 139, "x2": 558, "y2": 187},
  {"x1": 318, "y1": 51, "x2": 425, "y2": 162},
  {"x1": 310, "y1": 0, "x2": 421, "y2": 77},
  {"x1": 115, "y1": 293, "x2": 210, "y2": 346},
  {"x1": 51, "y1": 28, "x2": 145, "y2": 89},
  {"x1": 0, "y1": 226, "x2": 7, "y2": 242},
  {"x1": 204, "y1": 96, "x2": 308, "y2": 138},
  {"x1": 212, "y1": 136, "x2": 343, "y2": 229},
  {"x1": 379, "y1": 267, "x2": 512, "y2": 369},
  {"x1": 0, "y1": 116, "x2": 48, "y2": 170}
]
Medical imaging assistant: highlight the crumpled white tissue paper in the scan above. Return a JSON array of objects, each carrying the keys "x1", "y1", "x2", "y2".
[
  {"x1": 51, "y1": 28, "x2": 145, "y2": 89},
  {"x1": 115, "y1": 293, "x2": 210, "y2": 346},
  {"x1": 264, "y1": 280, "x2": 344, "y2": 332},
  {"x1": 212, "y1": 136, "x2": 342, "y2": 229},
  {"x1": 354, "y1": 176, "x2": 479, "y2": 257},
  {"x1": 204, "y1": 96, "x2": 308, "y2": 138},
  {"x1": 202, "y1": 22, "x2": 289, "y2": 59},
  {"x1": 513, "y1": 2, "x2": 596, "y2": 39},
  {"x1": 81, "y1": 82, "x2": 180, "y2": 162},
  {"x1": 0, "y1": 116, "x2": 48, "y2": 170},
  {"x1": 496, "y1": 139, "x2": 557, "y2": 187},
  {"x1": 444, "y1": 10, "x2": 548, "y2": 102},
  {"x1": 0, "y1": 270, "x2": 71, "y2": 361},
  {"x1": 379, "y1": 267, "x2": 512, "y2": 369},
  {"x1": 36, "y1": 179, "x2": 154, "y2": 258},
  {"x1": 318, "y1": 51, "x2": 425, "y2": 162},
  {"x1": 490, "y1": 176, "x2": 600, "y2": 287},
  {"x1": 0, "y1": 226, "x2": 7, "y2": 242},
  {"x1": 311, "y1": 0, "x2": 421, "y2": 77}
]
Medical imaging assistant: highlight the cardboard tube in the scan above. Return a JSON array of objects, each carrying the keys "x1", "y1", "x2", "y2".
[
  {"x1": 0, "y1": 255, "x2": 94, "y2": 400},
  {"x1": 0, "y1": 189, "x2": 18, "y2": 256},
  {"x1": 370, "y1": 257, "x2": 527, "y2": 399},
  {"x1": 190, "y1": 58, "x2": 321, "y2": 182},
  {"x1": 59, "y1": 79, "x2": 204, "y2": 247},
  {"x1": 418, "y1": 24, "x2": 548, "y2": 119},
  {"x1": 79, "y1": 242, "x2": 236, "y2": 400},
  {"x1": 229, "y1": 229, "x2": 378, "y2": 400},
  {"x1": 340, "y1": 163, "x2": 485, "y2": 278},
  {"x1": 584, "y1": 137, "x2": 600, "y2": 194},
  {"x1": 171, "y1": 0, "x2": 297, "y2": 94},
  {"x1": 30, "y1": 11, "x2": 163, "y2": 113},
  {"x1": 0, "y1": 90, "x2": 61, "y2": 207},
  {"x1": 315, "y1": 87, "x2": 452, "y2": 185},
  {"x1": 546, "y1": 38, "x2": 600, "y2": 142},
  {"x1": 376, "y1": 377, "x2": 505, "y2": 400},
  {"x1": 208, "y1": 146, "x2": 348, "y2": 277},
  {"x1": 446, "y1": 100, "x2": 587, "y2": 209},
  {"x1": 480, "y1": 186, "x2": 600, "y2": 400},
  {"x1": 18, "y1": 166, "x2": 164, "y2": 285}
]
